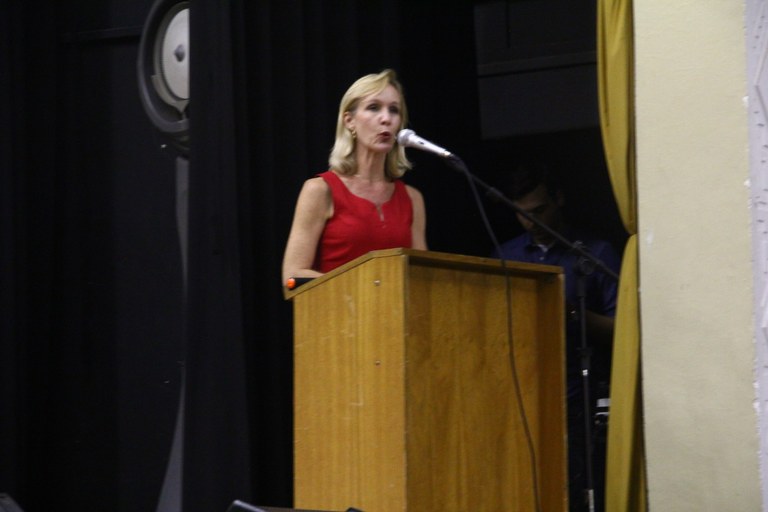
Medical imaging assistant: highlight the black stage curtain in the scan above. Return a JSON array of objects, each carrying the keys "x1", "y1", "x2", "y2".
[
  {"x1": 184, "y1": 1, "x2": 253, "y2": 511},
  {"x1": 2, "y1": 0, "x2": 184, "y2": 510}
]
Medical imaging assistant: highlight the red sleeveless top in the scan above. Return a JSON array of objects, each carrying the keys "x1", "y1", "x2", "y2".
[{"x1": 314, "y1": 170, "x2": 413, "y2": 273}]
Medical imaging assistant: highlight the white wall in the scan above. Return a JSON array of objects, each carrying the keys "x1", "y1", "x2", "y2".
[{"x1": 634, "y1": 1, "x2": 761, "y2": 510}]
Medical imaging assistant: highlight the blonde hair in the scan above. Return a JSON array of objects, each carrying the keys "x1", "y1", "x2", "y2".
[{"x1": 328, "y1": 69, "x2": 412, "y2": 179}]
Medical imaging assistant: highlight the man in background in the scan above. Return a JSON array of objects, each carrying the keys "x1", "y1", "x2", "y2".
[{"x1": 493, "y1": 162, "x2": 621, "y2": 512}]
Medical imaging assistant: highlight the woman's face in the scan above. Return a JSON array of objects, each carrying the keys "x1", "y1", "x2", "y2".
[{"x1": 345, "y1": 84, "x2": 402, "y2": 155}]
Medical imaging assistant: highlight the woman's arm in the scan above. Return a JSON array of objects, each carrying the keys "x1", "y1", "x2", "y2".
[
  {"x1": 406, "y1": 185, "x2": 427, "y2": 250},
  {"x1": 281, "y1": 177, "x2": 332, "y2": 283}
]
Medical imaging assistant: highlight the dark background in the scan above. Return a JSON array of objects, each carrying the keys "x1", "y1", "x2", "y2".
[{"x1": 1, "y1": 1, "x2": 623, "y2": 511}]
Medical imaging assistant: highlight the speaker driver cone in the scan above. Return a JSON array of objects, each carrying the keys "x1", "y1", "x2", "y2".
[{"x1": 138, "y1": 0, "x2": 190, "y2": 153}]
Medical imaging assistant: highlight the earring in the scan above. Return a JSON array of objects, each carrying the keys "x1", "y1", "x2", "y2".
[{"x1": 350, "y1": 128, "x2": 357, "y2": 140}]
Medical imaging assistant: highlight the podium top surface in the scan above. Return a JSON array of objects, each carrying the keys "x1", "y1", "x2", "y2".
[{"x1": 284, "y1": 248, "x2": 562, "y2": 300}]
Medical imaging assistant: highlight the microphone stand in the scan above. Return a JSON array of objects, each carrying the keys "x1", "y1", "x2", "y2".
[{"x1": 442, "y1": 154, "x2": 619, "y2": 512}]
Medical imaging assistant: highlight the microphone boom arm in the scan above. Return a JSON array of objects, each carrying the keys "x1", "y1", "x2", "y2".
[{"x1": 442, "y1": 154, "x2": 619, "y2": 281}]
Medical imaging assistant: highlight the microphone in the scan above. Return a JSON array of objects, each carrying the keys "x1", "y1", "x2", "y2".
[{"x1": 397, "y1": 129, "x2": 453, "y2": 158}]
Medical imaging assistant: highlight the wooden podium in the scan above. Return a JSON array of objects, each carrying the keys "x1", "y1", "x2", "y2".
[{"x1": 285, "y1": 249, "x2": 567, "y2": 512}]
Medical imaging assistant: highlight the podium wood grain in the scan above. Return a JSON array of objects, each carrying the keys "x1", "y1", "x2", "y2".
[{"x1": 288, "y1": 249, "x2": 567, "y2": 512}]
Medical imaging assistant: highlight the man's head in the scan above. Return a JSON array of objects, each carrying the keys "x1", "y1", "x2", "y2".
[{"x1": 506, "y1": 163, "x2": 565, "y2": 245}]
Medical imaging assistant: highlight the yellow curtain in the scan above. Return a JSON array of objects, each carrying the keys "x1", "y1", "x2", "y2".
[{"x1": 597, "y1": 0, "x2": 646, "y2": 510}]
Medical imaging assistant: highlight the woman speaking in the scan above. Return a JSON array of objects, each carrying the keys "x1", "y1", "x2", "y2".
[{"x1": 282, "y1": 69, "x2": 427, "y2": 284}]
